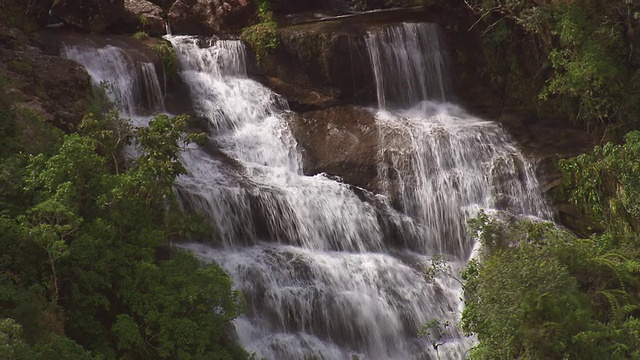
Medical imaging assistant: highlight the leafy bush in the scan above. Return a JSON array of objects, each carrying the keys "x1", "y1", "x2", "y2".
[
  {"x1": 241, "y1": 0, "x2": 279, "y2": 61},
  {"x1": 462, "y1": 131, "x2": 640, "y2": 359},
  {"x1": 467, "y1": 0, "x2": 640, "y2": 135},
  {"x1": 0, "y1": 88, "x2": 245, "y2": 358},
  {"x1": 153, "y1": 40, "x2": 179, "y2": 76},
  {"x1": 133, "y1": 31, "x2": 149, "y2": 40}
]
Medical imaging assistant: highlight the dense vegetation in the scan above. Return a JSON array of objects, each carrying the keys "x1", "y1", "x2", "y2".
[
  {"x1": 462, "y1": 132, "x2": 640, "y2": 359},
  {"x1": 467, "y1": 0, "x2": 640, "y2": 136},
  {"x1": 435, "y1": 2, "x2": 640, "y2": 359},
  {"x1": 240, "y1": 0, "x2": 279, "y2": 61},
  {"x1": 0, "y1": 78, "x2": 246, "y2": 359}
]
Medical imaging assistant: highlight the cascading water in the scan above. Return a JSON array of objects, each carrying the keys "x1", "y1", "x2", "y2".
[
  {"x1": 168, "y1": 34, "x2": 483, "y2": 359},
  {"x1": 62, "y1": 21, "x2": 552, "y2": 359},
  {"x1": 62, "y1": 44, "x2": 165, "y2": 117},
  {"x1": 366, "y1": 23, "x2": 451, "y2": 109},
  {"x1": 366, "y1": 23, "x2": 552, "y2": 258},
  {"x1": 139, "y1": 62, "x2": 165, "y2": 114}
]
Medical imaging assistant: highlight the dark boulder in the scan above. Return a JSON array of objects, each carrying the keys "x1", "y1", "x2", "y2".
[
  {"x1": 168, "y1": 0, "x2": 254, "y2": 35},
  {"x1": 0, "y1": 39, "x2": 91, "y2": 132},
  {"x1": 121, "y1": 0, "x2": 165, "y2": 36},
  {"x1": 289, "y1": 105, "x2": 381, "y2": 192},
  {"x1": 51, "y1": 0, "x2": 125, "y2": 33},
  {"x1": 28, "y1": 0, "x2": 56, "y2": 27}
]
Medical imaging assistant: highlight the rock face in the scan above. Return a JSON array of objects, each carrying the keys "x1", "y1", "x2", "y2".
[
  {"x1": 250, "y1": 8, "x2": 443, "y2": 108},
  {"x1": 28, "y1": 0, "x2": 56, "y2": 27},
  {"x1": 168, "y1": 0, "x2": 254, "y2": 35},
  {"x1": 52, "y1": 0, "x2": 126, "y2": 33},
  {"x1": 271, "y1": 0, "x2": 351, "y2": 13},
  {"x1": 0, "y1": 25, "x2": 91, "y2": 132},
  {"x1": 351, "y1": 0, "x2": 417, "y2": 11},
  {"x1": 122, "y1": 0, "x2": 165, "y2": 36},
  {"x1": 255, "y1": 28, "x2": 375, "y2": 104},
  {"x1": 290, "y1": 105, "x2": 381, "y2": 192}
]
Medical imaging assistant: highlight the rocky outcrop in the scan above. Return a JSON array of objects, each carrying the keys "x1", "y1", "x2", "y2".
[
  {"x1": 254, "y1": 28, "x2": 374, "y2": 104},
  {"x1": 0, "y1": 25, "x2": 91, "y2": 132},
  {"x1": 51, "y1": 0, "x2": 125, "y2": 33},
  {"x1": 271, "y1": 0, "x2": 351, "y2": 14},
  {"x1": 492, "y1": 109, "x2": 594, "y2": 234},
  {"x1": 351, "y1": 0, "x2": 419, "y2": 11},
  {"x1": 168, "y1": 0, "x2": 254, "y2": 35},
  {"x1": 290, "y1": 105, "x2": 381, "y2": 192},
  {"x1": 27, "y1": 0, "x2": 56, "y2": 27},
  {"x1": 121, "y1": 0, "x2": 165, "y2": 36},
  {"x1": 250, "y1": 8, "x2": 447, "y2": 107}
]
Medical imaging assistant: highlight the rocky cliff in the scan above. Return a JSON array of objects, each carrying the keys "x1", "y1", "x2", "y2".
[{"x1": 0, "y1": 0, "x2": 594, "y2": 233}]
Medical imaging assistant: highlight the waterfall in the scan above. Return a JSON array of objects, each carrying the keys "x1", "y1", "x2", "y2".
[
  {"x1": 62, "y1": 23, "x2": 552, "y2": 359},
  {"x1": 366, "y1": 23, "x2": 552, "y2": 258},
  {"x1": 139, "y1": 62, "x2": 165, "y2": 113},
  {"x1": 365, "y1": 23, "x2": 451, "y2": 109},
  {"x1": 169, "y1": 34, "x2": 475, "y2": 359},
  {"x1": 62, "y1": 44, "x2": 165, "y2": 117}
]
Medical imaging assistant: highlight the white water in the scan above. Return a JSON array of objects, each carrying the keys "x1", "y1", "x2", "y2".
[
  {"x1": 366, "y1": 23, "x2": 451, "y2": 109},
  {"x1": 366, "y1": 24, "x2": 551, "y2": 260},
  {"x1": 62, "y1": 45, "x2": 165, "y2": 117},
  {"x1": 62, "y1": 24, "x2": 552, "y2": 359},
  {"x1": 364, "y1": 22, "x2": 552, "y2": 358},
  {"x1": 168, "y1": 34, "x2": 483, "y2": 359}
]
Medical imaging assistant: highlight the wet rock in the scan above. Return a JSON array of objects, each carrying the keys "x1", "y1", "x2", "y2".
[
  {"x1": 121, "y1": 0, "x2": 165, "y2": 36},
  {"x1": 0, "y1": 48, "x2": 91, "y2": 132},
  {"x1": 351, "y1": 0, "x2": 418, "y2": 11},
  {"x1": 289, "y1": 105, "x2": 381, "y2": 192},
  {"x1": 252, "y1": 27, "x2": 374, "y2": 104},
  {"x1": 168, "y1": 0, "x2": 254, "y2": 35},
  {"x1": 251, "y1": 7, "x2": 444, "y2": 106},
  {"x1": 29, "y1": 0, "x2": 56, "y2": 27},
  {"x1": 51, "y1": 0, "x2": 126, "y2": 33},
  {"x1": 272, "y1": 0, "x2": 352, "y2": 15},
  {"x1": 493, "y1": 109, "x2": 595, "y2": 234},
  {"x1": 260, "y1": 77, "x2": 341, "y2": 111}
]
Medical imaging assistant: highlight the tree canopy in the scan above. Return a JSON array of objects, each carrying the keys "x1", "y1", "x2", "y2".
[{"x1": 0, "y1": 79, "x2": 246, "y2": 359}]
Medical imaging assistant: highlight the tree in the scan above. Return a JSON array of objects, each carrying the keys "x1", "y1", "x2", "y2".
[
  {"x1": 461, "y1": 131, "x2": 640, "y2": 359},
  {"x1": 0, "y1": 111, "x2": 244, "y2": 359}
]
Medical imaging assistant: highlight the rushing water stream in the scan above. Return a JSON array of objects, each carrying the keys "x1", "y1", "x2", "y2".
[{"x1": 63, "y1": 22, "x2": 551, "y2": 359}]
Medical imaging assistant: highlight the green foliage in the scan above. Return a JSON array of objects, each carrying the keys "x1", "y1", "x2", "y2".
[
  {"x1": 0, "y1": 84, "x2": 244, "y2": 359},
  {"x1": 462, "y1": 131, "x2": 640, "y2": 359},
  {"x1": 133, "y1": 31, "x2": 150, "y2": 41},
  {"x1": 154, "y1": 40, "x2": 179, "y2": 76},
  {"x1": 559, "y1": 130, "x2": 640, "y2": 234},
  {"x1": 0, "y1": 318, "x2": 95, "y2": 360},
  {"x1": 467, "y1": 0, "x2": 640, "y2": 134},
  {"x1": 241, "y1": 0, "x2": 279, "y2": 61},
  {"x1": 463, "y1": 214, "x2": 640, "y2": 359},
  {"x1": 139, "y1": 15, "x2": 150, "y2": 29}
]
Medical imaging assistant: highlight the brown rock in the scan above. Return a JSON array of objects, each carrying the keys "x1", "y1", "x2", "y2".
[
  {"x1": 51, "y1": 0, "x2": 125, "y2": 33},
  {"x1": 28, "y1": 0, "x2": 55, "y2": 27},
  {"x1": 1, "y1": 49, "x2": 91, "y2": 132},
  {"x1": 168, "y1": 0, "x2": 254, "y2": 35},
  {"x1": 260, "y1": 77, "x2": 341, "y2": 111},
  {"x1": 122, "y1": 0, "x2": 165, "y2": 36},
  {"x1": 289, "y1": 105, "x2": 381, "y2": 192}
]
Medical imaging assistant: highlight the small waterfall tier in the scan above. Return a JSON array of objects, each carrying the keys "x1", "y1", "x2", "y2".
[
  {"x1": 62, "y1": 44, "x2": 165, "y2": 116},
  {"x1": 366, "y1": 23, "x2": 451, "y2": 109},
  {"x1": 64, "y1": 24, "x2": 553, "y2": 359},
  {"x1": 366, "y1": 23, "x2": 552, "y2": 259},
  {"x1": 168, "y1": 34, "x2": 478, "y2": 359}
]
